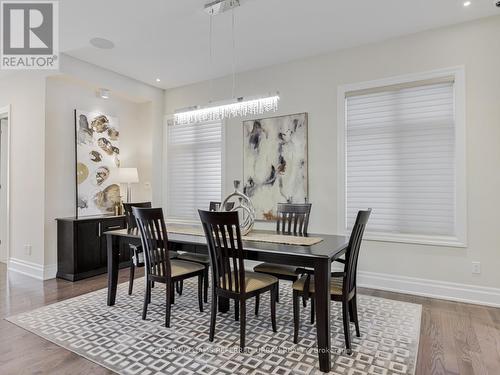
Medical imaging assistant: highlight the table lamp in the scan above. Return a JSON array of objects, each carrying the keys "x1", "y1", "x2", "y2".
[{"x1": 113, "y1": 168, "x2": 139, "y2": 202}]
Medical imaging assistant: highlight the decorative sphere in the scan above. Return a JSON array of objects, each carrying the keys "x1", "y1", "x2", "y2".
[{"x1": 221, "y1": 180, "x2": 256, "y2": 235}]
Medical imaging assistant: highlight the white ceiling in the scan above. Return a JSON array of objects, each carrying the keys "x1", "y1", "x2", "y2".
[{"x1": 60, "y1": 0, "x2": 499, "y2": 89}]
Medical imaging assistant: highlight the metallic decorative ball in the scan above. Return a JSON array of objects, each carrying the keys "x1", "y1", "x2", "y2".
[{"x1": 221, "y1": 180, "x2": 256, "y2": 235}]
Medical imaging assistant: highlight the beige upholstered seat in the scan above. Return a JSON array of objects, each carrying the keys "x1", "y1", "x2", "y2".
[
  {"x1": 253, "y1": 262, "x2": 299, "y2": 277},
  {"x1": 177, "y1": 252, "x2": 210, "y2": 264},
  {"x1": 170, "y1": 260, "x2": 205, "y2": 278},
  {"x1": 292, "y1": 275, "x2": 344, "y2": 295},
  {"x1": 220, "y1": 271, "x2": 278, "y2": 293}
]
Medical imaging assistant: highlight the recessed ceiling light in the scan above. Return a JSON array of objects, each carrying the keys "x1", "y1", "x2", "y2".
[
  {"x1": 89, "y1": 37, "x2": 115, "y2": 50},
  {"x1": 156, "y1": 78, "x2": 161, "y2": 83},
  {"x1": 463, "y1": 1, "x2": 471, "y2": 7}
]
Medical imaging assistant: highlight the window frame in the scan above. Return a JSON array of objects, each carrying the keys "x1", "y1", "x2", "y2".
[
  {"x1": 337, "y1": 67, "x2": 467, "y2": 247},
  {"x1": 163, "y1": 117, "x2": 226, "y2": 224}
]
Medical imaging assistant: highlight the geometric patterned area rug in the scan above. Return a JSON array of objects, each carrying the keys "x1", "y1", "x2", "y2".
[{"x1": 6, "y1": 278, "x2": 421, "y2": 375}]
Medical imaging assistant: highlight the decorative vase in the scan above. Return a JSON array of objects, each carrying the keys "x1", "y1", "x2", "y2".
[
  {"x1": 114, "y1": 196, "x2": 124, "y2": 216},
  {"x1": 114, "y1": 202, "x2": 120, "y2": 216},
  {"x1": 221, "y1": 180, "x2": 256, "y2": 235}
]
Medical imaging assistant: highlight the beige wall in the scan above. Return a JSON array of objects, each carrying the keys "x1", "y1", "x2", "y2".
[
  {"x1": 44, "y1": 75, "x2": 154, "y2": 267},
  {"x1": 164, "y1": 16, "x2": 500, "y2": 291}
]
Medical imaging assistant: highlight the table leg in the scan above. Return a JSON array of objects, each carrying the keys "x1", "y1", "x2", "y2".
[
  {"x1": 218, "y1": 296, "x2": 230, "y2": 313},
  {"x1": 314, "y1": 259, "x2": 331, "y2": 372},
  {"x1": 107, "y1": 235, "x2": 119, "y2": 306}
]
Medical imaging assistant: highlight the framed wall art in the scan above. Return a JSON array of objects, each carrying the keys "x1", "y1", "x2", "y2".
[
  {"x1": 243, "y1": 112, "x2": 308, "y2": 221},
  {"x1": 75, "y1": 110, "x2": 120, "y2": 217}
]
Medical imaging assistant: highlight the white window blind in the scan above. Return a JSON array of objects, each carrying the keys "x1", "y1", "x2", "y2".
[
  {"x1": 166, "y1": 120, "x2": 222, "y2": 221},
  {"x1": 345, "y1": 81, "x2": 456, "y2": 237}
]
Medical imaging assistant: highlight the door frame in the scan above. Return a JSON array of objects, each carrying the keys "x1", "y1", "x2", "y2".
[{"x1": 0, "y1": 105, "x2": 10, "y2": 264}]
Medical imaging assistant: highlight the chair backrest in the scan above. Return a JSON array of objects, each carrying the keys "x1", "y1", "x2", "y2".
[
  {"x1": 133, "y1": 207, "x2": 172, "y2": 279},
  {"x1": 276, "y1": 203, "x2": 312, "y2": 235},
  {"x1": 198, "y1": 210, "x2": 246, "y2": 294},
  {"x1": 209, "y1": 201, "x2": 235, "y2": 212},
  {"x1": 343, "y1": 209, "x2": 371, "y2": 293},
  {"x1": 123, "y1": 202, "x2": 152, "y2": 228}
]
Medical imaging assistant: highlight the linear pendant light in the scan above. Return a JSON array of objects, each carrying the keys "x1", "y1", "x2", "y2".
[
  {"x1": 173, "y1": 1, "x2": 279, "y2": 126},
  {"x1": 174, "y1": 94, "x2": 279, "y2": 125}
]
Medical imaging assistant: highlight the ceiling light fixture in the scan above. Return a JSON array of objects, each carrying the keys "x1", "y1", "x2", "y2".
[
  {"x1": 174, "y1": 94, "x2": 280, "y2": 125},
  {"x1": 97, "y1": 88, "x2": 110, "y2": 99},
  {"x1": 204, "y1": 0, "x2": 240, "y2": 15},
  {"x1": 463, "y1": 1, "x2": 471, "y2": 7},
  {"x1": 156, "y1": 78, "x2": 161, "y2": 83},
  {"x1": 173, "y1": 0, "x2": 279, "y2": 125},
  {"x1": 89, "y1": 37, "x2": 115, "y2": 49}
]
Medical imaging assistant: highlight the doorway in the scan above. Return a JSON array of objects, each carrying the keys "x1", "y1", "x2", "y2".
[{"x1": 0, "y1": 105, "x2": 10, "y2": 264}]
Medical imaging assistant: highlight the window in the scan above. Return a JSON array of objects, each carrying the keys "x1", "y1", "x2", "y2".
[
  {"x1": 338, "y1": 68, "x2": 466, "y2": 246},
  {"x1": 166, "y1": 120, "x2": 222, "y2": 222}
]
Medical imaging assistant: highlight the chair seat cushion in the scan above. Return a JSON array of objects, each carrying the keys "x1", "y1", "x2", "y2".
[
  {"x1": 220, "y1": 271, "x2": 278, "y2": 293},
  {"x1": 171, "y1": 260, "x2": 205, "y2": 278},
  {"x1": 253, "y1": 262, "x2": 299, "y2": 277},
  {"x1": 177, "y1": 252, "x2": 210, "y2": 265},
  {"x1": 292, "y1": 275, "x2": 343, "y2": 295}
]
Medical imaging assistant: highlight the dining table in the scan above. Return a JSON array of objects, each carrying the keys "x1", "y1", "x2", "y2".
[{"x1": 105, "y1": 225, "x2": 349, "y2": 373}]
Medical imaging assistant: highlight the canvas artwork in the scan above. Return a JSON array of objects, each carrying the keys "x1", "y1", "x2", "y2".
[
  {"x1": 243, "y1": 113, "x2": 308, "y2": 221},
  {"x1": 75, "y1": 110, "x2": 120, "y2": 217}
]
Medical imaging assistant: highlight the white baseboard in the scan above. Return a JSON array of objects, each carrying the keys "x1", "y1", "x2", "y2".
[
  {"x1": 358, "y1": 271, "x2": 500, "y2": 308},
  {"x1": 43, "y1": 263, "x2": 58, "y2": 280},
  {"x1": 8, "y1": 258, "x2": 57, "y2": 280}
]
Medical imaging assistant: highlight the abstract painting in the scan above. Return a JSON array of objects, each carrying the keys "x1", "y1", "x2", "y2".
[
  {"x1": 75, "y1": 110, "x2": 120, "y2": 217},
  {"x1": 243, "y1": 113, "x2": 308, "y2": 221}
]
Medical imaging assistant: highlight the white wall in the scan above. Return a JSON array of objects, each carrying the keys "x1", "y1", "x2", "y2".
[
  {"x1": 0, "y1": 115, "x2": 9, "y2": 264},
  {"x1": 164, "y1": 16, "x2": 500, "y2": 303},
  {"x1": 59, "y1": 55, "x2": 165, "y2": 206},
  {"x1": 0, "y1": 72, "x2": 48, "y2": 271},
  {"x1": 44, "y1": 75, "x2": 155, "y2": 268},
  {"x1": 0, "y1": 54, "x2": 164, "y2": 279}
]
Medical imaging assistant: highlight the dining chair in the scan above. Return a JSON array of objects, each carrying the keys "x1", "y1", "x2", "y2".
[
  {"x1": 253, "y1": 203, "x2": 312, "y2": 309},
  {"x1": 123, "y1": 202, "x2": 180, "y2": 296},
  {"x1": 175, "y1": 201, "x2": 235, "y2": 301},
  {"x1": 122, "y1": 202, "x2": 152, "y2": 295},
  {"x1": 198, "y1": 209, "x2": 278, "y2": 350},
  {"x1": 133, "y1": 207, "x2": 206, "y2": 327},
  {"x1": 292, "y1": 209, "x2": 371, "y2": 353}
]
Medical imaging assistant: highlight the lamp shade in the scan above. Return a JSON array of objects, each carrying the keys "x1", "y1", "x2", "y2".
[{"x1": 112, "y1": 168, "x2": 139, "y2": 184}]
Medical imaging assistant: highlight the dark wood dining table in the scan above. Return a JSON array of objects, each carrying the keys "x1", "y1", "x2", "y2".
[{"x1": 105, "y1": 226, "x2": 349, "y2": 373}]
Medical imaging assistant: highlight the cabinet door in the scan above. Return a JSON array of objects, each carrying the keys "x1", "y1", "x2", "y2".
[{"x1": 76, "y1": 221, "x2": 102, "y2": 274}]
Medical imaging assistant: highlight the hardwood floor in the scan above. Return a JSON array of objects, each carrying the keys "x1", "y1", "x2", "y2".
[
  {"x1": 361, "y1": 288, "x2": 500, "y2": 375},
  {"x1": 0, "y1": 262, "x2": 499, "y2": 375}
]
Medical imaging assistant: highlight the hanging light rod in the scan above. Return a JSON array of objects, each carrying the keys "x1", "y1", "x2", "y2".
[
  {"x1": 171, "y1": 0, "x2": 281, "y2": 126},
  {"x1": 174, "y1": 93, "x2": 280, "y2": 125},
  {"x1": 204, "y1": 0, "x2": 240, "y2": 15}
]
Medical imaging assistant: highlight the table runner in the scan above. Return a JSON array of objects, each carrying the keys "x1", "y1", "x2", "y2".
[{"x1": 166, "y1": 224, "x2": 324, "y2": 246}]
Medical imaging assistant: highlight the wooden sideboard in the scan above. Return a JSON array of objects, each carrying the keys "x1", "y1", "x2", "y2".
[{"x1": 56, "y1": 215, "x2": 129, "y2": 281}]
